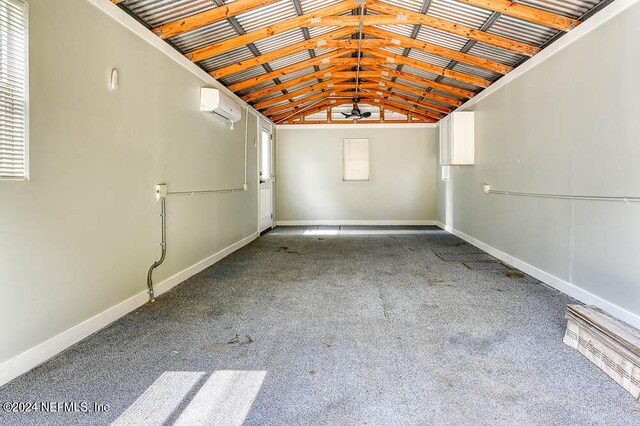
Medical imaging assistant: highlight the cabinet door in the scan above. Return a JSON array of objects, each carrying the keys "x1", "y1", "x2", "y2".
[{"x1": 439, "y1": 116, "x2": 450, "y2": 165}]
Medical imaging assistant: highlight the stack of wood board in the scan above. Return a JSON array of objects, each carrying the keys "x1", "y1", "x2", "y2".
[{"x1": 564, "y1": 304, "x2": 640, "y2": 401}]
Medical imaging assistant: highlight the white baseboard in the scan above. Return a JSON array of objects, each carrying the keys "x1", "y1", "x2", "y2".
[
  {"x1": 0, "y1": 232, "x2": 258, "y2": 388},
  {"x1": 435, "y1": 221, "x2": 640, "y2": 329},
  {"x1": 276, "y1": 220, "x2": 437, "y2": 226}
]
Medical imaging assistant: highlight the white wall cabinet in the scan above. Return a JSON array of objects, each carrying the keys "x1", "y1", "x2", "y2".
[{"x1": 439, "y1": 111, "x2": 474, "y2": 165}]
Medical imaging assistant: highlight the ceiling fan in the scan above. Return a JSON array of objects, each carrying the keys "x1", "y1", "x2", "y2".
[{"x1": 341, "y1": 98, "x2": 372, "y2": 120}]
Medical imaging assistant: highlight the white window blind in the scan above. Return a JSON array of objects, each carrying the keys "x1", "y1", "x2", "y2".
[
  {"x1": 343, "y1": 138, "x2": 369, "y2": 181},
  {"x1": 0, "y1": 0, "x2": 28, "y2": 179}
]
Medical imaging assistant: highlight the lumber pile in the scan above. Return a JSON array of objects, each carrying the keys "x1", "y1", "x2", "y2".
[{"x1": 564, "y1": 304, "x2": 640, "y2": 401}]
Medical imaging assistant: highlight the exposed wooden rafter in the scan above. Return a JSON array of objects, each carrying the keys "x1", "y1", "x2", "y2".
[
  {"x1": 184, "y1": 1, "x2": 360, "y2": 63},
  {"x1": 457, "y1": 0, "x2": 581, "y2": 31},
  {"x1": 130, "y1": 0, "x2": 592, "y2": 125},
  {"x1": 210, "y1": 28, "x2": 357, "y2": 79},
  {"x1": 362, "y1": 27, "x2": 513, "y2": 74},
  {"x1": 365, "y1": 0, "x2": 540, "y2": 56},
  {"x1": 151, "y1": 0, "x2": 282, "y2": 39}
]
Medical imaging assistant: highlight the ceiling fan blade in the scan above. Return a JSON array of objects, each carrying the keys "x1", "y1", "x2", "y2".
[
  {"x1": 362, "y1": 111, "x2": 372, "y2": 118},
  {"x1": 341, "y1": 112, "x2": 352, "y2": 118}
]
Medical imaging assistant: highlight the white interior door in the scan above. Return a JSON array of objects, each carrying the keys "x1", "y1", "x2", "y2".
[{"x1": 259, "y1": 126, "x2": 274, "y2": 232}]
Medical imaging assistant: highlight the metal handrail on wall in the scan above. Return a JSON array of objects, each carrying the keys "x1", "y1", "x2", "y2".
[{"x1": 483, "y1": 185, "x2": 640, "y2": 203}]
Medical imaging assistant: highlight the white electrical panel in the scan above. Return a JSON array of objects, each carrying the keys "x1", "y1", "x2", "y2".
[{"x1": 439, "y1": 111, "x2": 475, "y2": 165}]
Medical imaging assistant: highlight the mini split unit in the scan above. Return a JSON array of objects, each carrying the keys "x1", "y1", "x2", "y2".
[{"x1": 200, "y1": 88, "x2": 242, "y2": 127}]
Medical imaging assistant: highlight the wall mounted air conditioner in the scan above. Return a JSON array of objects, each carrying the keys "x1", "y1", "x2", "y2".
[{"x1": 200, "y1": 88, "x2": 242, "y2": 127}]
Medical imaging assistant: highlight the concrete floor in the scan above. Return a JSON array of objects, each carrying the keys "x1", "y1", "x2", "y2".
[{"x1": 1, "y1": 226, "x2": 638, "y2": 425}]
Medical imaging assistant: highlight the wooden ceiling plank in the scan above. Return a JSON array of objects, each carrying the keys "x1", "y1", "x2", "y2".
[
  {"x1": 151, "y1": 0, "x2": 282, "y2": 39},
  {"x1": 185, "y1": 1, "x2": 360, "y2": 63},
  {"x1": 360, "y1": 77, "x2": 462, "y2": 107},
  {"x1": 211, "y1": 28, "x2": 357, "y2": 79},
  {"x1": 229, "y1": 48, "x2": 356, "y2": 92},
  {"x1": 457, "y1": 0, "x2": 580, "y2": 31},
  {"x1": 363, "y1": 27, "x2": 512, "y2": 74},
  {"x1": 366, "y1": 0, "x2": 540, "y2": 57}
]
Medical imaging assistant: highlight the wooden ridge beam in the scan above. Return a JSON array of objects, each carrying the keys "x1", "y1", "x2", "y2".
[
  {"x1": 242, "y1": 65, "x2": 354, "y2": 102},
  {"x1": 185, "y1": 1, "x2": 360, "y2": 63},
  {"x1": 457, "y1": 0, "x2": 580, "y2": 31},
  {"x1": 363, "y1": 27, "x2": 512, "y2": 74},
  {"x1": 366, "y1": 0, "x2": 540, "y2": 57},
  {"x1": 254, "y1": 79, "x2": 351, "y2": 111},
  {"x1": 229, "y1": 48, "x2": 356, "y2": 92},
  {"x1": 210, "y1": 28, "x2": 357, "y2": 79},
  {"x1": 151, "y1": 0, "x2": 282, "y2": 39},
  {"x1": 362, "y1": 48, "x2": 491, "y2": 88}
]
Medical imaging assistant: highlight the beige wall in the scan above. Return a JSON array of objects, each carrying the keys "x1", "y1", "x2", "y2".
[
  {"x1": 0, "y1": 0, "x2": 262, "y2": 366},
  {"x1": 276, "y1": 126, "x2": 438, "y2": 222},
  {"x1": 437, "y1": 0, "x2": 640, "y2": 325}
]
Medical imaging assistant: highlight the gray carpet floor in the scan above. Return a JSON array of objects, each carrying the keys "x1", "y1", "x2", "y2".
[{"x1": 1, "y1": 226, "x2": 638, "y2": 425}]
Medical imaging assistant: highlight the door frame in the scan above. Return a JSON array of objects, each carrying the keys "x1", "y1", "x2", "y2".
[{"x1": 258, "y1": 120, "x2": 275, "y2": 233}]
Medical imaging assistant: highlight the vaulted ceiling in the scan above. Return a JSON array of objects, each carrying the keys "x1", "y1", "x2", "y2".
[{"x1": 113, "y1": 0, "x2": 609, "y2": 124}]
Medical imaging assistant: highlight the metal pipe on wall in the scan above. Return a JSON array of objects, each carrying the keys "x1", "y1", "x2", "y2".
[
  {"x1": 146, "y1": 196, "x2": 166, "y2": 302},
  {"x1": 485, "y1": 187, "x2": 640, "y2": 203},
  {"x1": 145, "y1": 107, "x2": 252, "y2": 302}
]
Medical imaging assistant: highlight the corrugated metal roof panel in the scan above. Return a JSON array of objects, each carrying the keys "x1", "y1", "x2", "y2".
[
  {"x1": 124, "y1": 0, "x2": 215, "y2": 27},
  {"x1": 379, "y1": 0, "x2": 424, "y2": 13},
  {"x1": 515, "y1": 0, "x2": 599, "y2": 18},
  {"x1": 268, "y1": 50, "x2": 312, "y2": 70},
  {"x1": 407, "y1": 49, "x2": 451, "y2": 69},
  {"x1": 236, "y1": 80, "x2": 275, "y2": 98},
  {"x1": 279, "y1": 67, "x2": 318, "y2": 82},
  {"x1": 488, "y1": 14, "x2": 560, "y2": 46},
  {"x1": 235, "y1": 0, "x2": 297, "y2": 33},
  {"x1": 299, "y1": 0, "x2": 342, "y2": 14},
  {"x1": 452, "y1": 62, "x2": 501, "y2": 81},
  {"x1": 200, "y1": 46, "x2": 255, "y2": 71},
  {"x1": 466, "y1": 42, "x2": 524, "y2": 67},
  {"x1": 427, "y1": 0, "x2": 494, "y2": 29},
  {"x1": 307, "y1": 26, "x2": 343, "y2": 38},
  {"x1": 438, "y1": 76, "x2": 480, "y2": 91},
  {"x1": 253, "y1": 29, "x2": 307, "y2": 54},
  {"x1": 393, "y1": 65, "x2": 439, "y2": 82},
  {"x1": 415, "y1": 26, "x2": 469, "y2": 52},
  {"x1": 219, "y1": 66, "x2": 266, "y2": 86},
  {"x1": 375, "y1": 24, "x2": 415, "y2": 38},
  {"x1": 169, "y1": 20, "x2": 236, "y2": 53}
]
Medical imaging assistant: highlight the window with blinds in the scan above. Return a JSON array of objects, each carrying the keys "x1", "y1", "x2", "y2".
[
  {"x1": 0, "y1": 0, "x2": 28, "y2": 180},
  {"x1": 342, "y1": 138, "x2": 369, "y2": 181}
]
